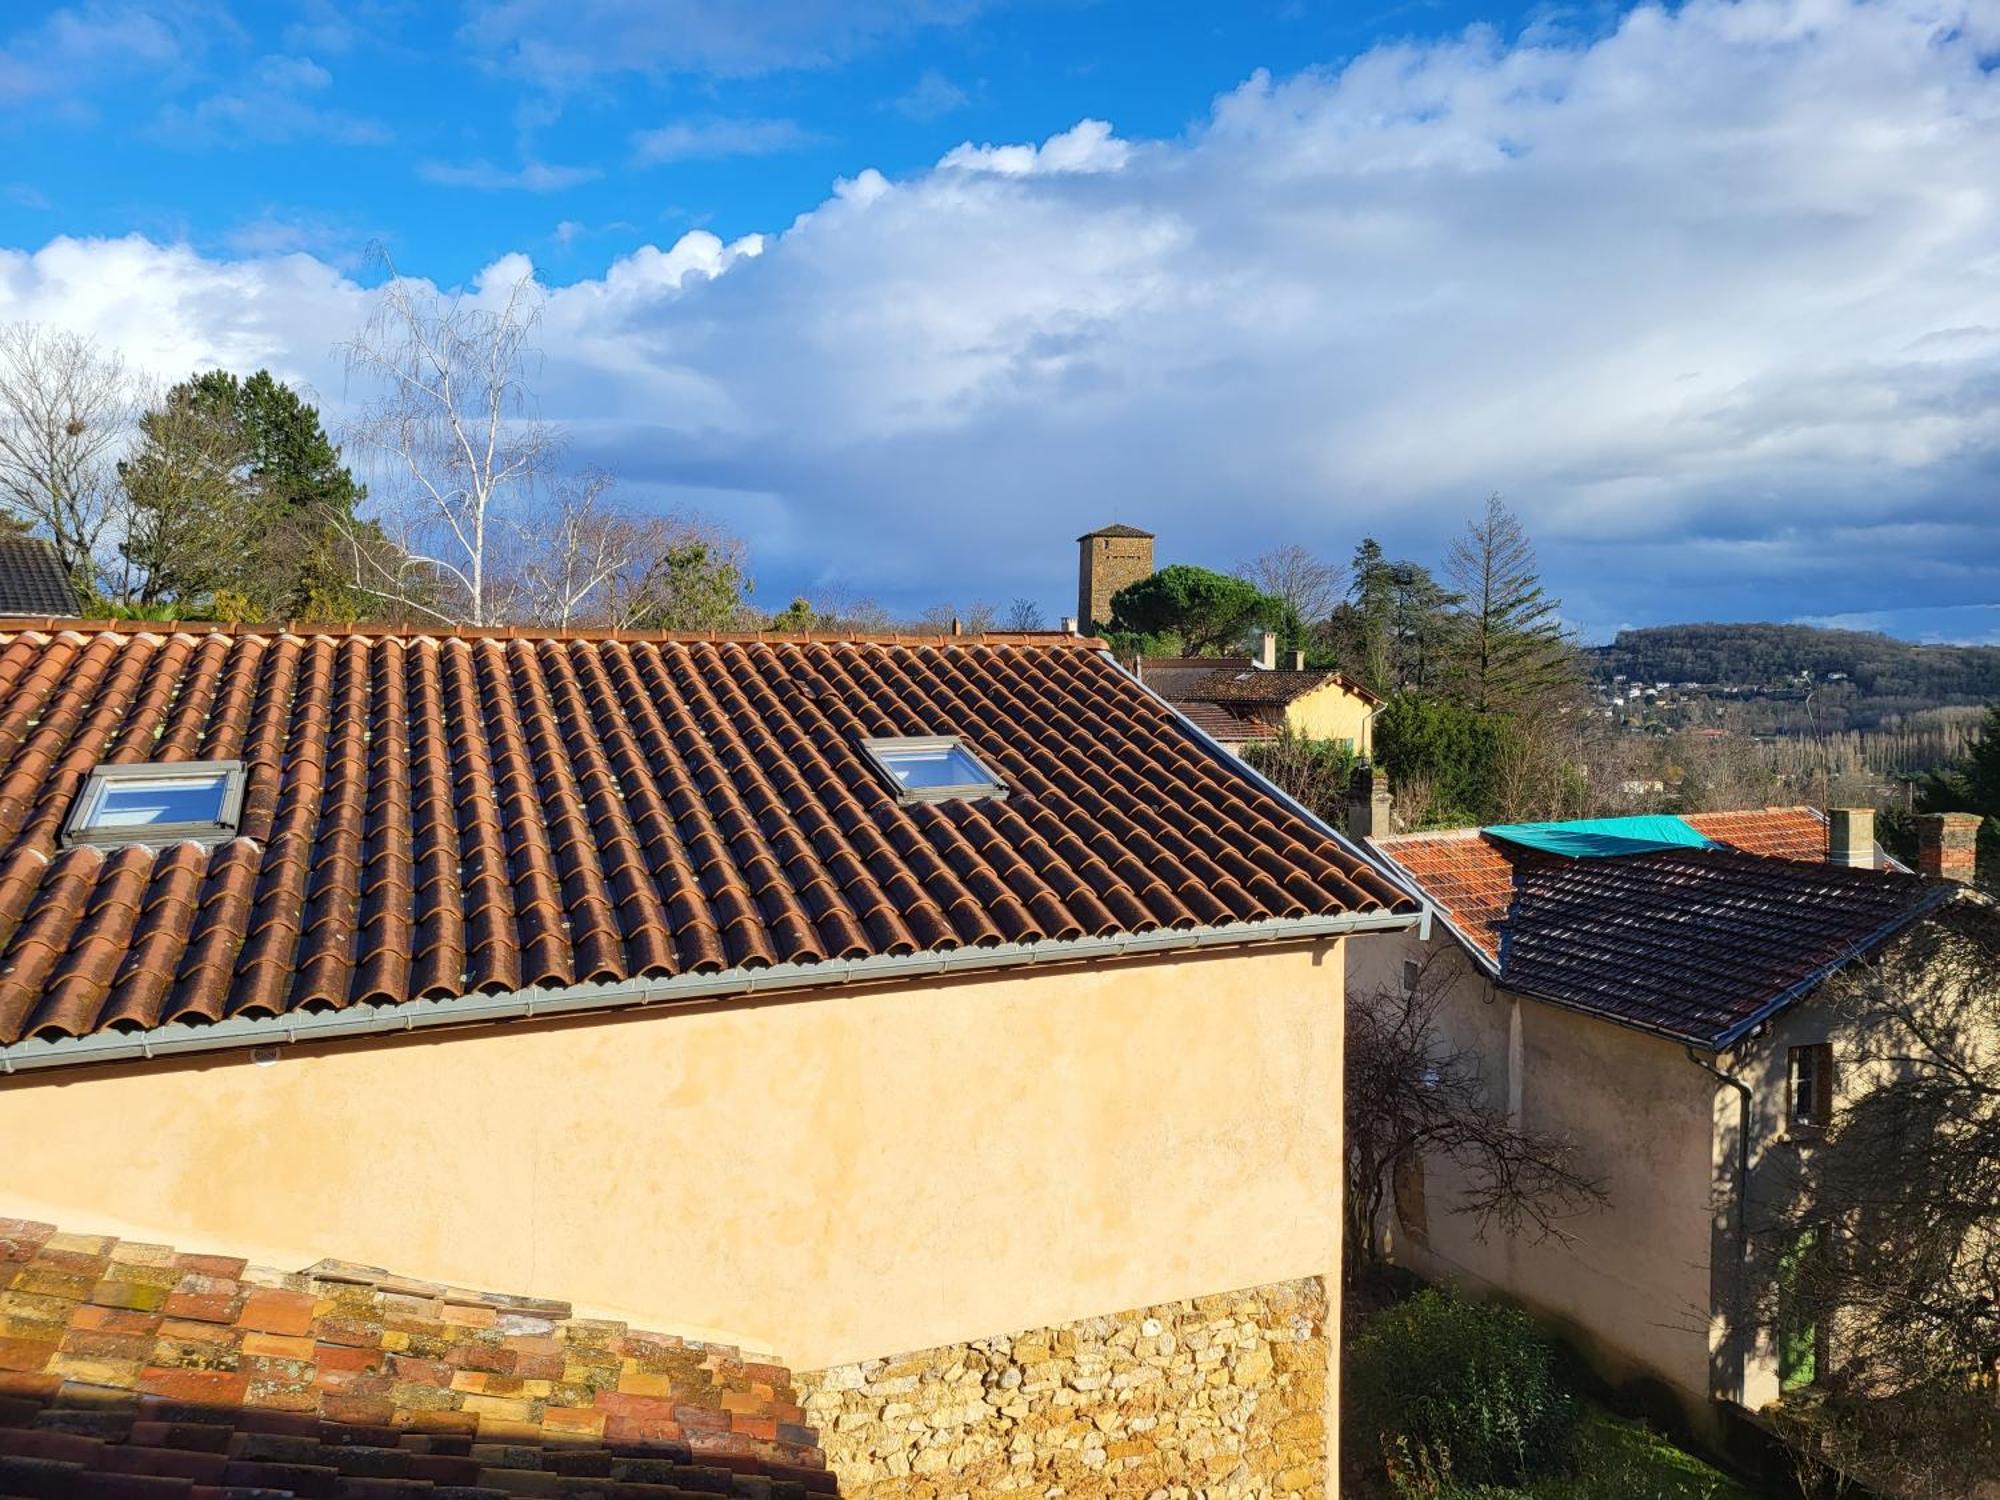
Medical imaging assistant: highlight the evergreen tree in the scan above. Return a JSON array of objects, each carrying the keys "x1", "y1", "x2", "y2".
[
  {"x1": 1443, "y1": 494, "x2": 1576, "y2": 712},
  {"x1": 1107, "y1": 564, "x2": 1276, "y2": 654},
  {"x1": 189, "y1": 369, "x2": 370, "y2": 621},
  {"x1": 116, "y1": 378, "x2": 252, "y2": 608}
]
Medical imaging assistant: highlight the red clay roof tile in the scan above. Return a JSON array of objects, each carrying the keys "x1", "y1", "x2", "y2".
[{"x1": 0, "y1": 623, "x2": 1413, "y2": 1055}]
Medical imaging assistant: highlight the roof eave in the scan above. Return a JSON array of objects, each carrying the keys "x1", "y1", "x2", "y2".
[{"x1": 0, "y1": 908, "x2": 1420, "y2": 1077}]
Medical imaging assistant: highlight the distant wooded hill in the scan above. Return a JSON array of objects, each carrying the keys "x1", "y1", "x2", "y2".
[{"x1": 1589, "y1": 624, "x2": 2000, "y2": 730}]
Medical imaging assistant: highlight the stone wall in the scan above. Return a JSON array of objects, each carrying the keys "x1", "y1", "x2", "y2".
[{"x1": 796, "y1": 1277, "x2": 1328, "y2": 1499}]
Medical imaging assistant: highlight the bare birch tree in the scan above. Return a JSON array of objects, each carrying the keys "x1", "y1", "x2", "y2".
[
  {"x1": 342, "y1": 260, "x2": 554, "y2": 625},
  {"x1": 507, "y1": 470, "x2": 630, "y2": 629},
  {"x1": 0, "y1": 323, "x2": 140, "y2": 586}
]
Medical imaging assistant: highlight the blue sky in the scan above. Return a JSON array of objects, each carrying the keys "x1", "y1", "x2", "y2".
[
  {"x1": 11, "y1": 1, "x2": 1543, "y2": 278},
  {"x1": 5, "y1": 0, "x2": 1999, "y2": 641}
]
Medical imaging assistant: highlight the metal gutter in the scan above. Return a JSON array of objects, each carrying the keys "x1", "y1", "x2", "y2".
[
  {"x1": 0, "y1": 909, "x2": 1421, "y2": 1077},
  {"x1": 1705, "y1": 883, "x2": 1958, "y2": 1052}
]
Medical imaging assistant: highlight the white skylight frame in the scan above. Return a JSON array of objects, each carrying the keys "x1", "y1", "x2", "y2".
[
  {"x1": 63, "y1": 760, "x2": 246, "y2": 849},
  {"x1": 858, "y1": 735, "x2": 1009, "y2": 805}
]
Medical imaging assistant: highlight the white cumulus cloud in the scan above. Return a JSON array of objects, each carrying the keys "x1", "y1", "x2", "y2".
[{"x1": 2, "y1": 0, "x2": 1998, "y2": 636}]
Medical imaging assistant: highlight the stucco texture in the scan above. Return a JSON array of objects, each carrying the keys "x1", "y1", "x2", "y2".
[
  {"x1": 1279, "y1": 686, "x2": 1375, "y2": 757},
  {"x1": 1348, "y1": 934, "x2": 1717, "y2": 1415},
  {"x1": 0, "y1": 942, "x2": 1344, "y2": 1383}
]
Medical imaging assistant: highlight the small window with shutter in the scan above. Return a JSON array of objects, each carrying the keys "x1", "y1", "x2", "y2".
[{"x1": 1788, "y1": 1043, "x2": 1835, "y2": 1131}]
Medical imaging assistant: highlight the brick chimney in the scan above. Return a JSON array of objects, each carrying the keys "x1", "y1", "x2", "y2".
[
  {"x1": 1827, "y1": 808, "x2": 1875, "y2": 869},
  {"x1": 1348, "y1": 767, "x2": 1393, "y2": 841},
  {"x1": 1256, "y1": 631, "x2": 1277, "y2": 671},
  {"x1": 1916, "y1": 812, "x2": 1981, "y2": 882}
]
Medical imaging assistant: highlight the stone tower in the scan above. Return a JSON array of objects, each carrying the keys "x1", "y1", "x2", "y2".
[{"x1": 1076, "y1": 524, "x2": 1155, "y2": 631}]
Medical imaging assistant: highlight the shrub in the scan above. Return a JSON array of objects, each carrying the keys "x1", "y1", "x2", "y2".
[{"x1": 1348, "y1": 1289, "x2": 1576, "y2": 1488}]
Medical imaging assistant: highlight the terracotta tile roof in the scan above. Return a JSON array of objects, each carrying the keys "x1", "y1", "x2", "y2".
[
  {"x1": 1172, "y1": 701, "x2": 1282, "y2": 745},
  {"x1": 0, "y1": 540, "x2": 78, "y2": 619},
  {"x1": 0, "y1": 1217, "x2": 832, "y2": 1497},
  {"x1": 1683, "y1": 807, "x2": 1830, "y2": 862},
  {"x1": 1180, "y1": 668, "x2": 1380, "y2": 708},
  {"x1": 1372, "y1": 829, "x2": 1514, "y2": 961},
  {"x1": 0, "y1": 621, "x2": 1412, "y2": 1056},
  {"x1": 1077, "y1": 524, "x2": 1154, "y2": 540},
  {"x1": 1370, "y1": 811, "x2": 1947, "y2": 1046}
]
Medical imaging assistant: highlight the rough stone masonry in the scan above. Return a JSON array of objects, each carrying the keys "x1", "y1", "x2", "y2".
[{"x1": 796, "y1": 1277, "x2": 1328, "y2": 1499}]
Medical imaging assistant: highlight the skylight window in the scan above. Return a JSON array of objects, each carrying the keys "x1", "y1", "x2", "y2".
[
  {"x1": 859, "y1": 736, "x2": 1008, "y2": 804},
  {"x1": 65, "y1": 761, "x2": 245, "y2": 848}
]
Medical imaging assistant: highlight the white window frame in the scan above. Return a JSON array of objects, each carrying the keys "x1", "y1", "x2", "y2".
[
  {"x1": 858, "y1": 735, "x2": 1008, "y2": 805},
  {"x1": 64, "y1": 760, "x2": 246, "y2": 849}
]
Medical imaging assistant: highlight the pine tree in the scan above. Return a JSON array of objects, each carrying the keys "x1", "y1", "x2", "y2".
[{"x1": 1443, "y1": 495, "x2": 1576, "y2": 712}]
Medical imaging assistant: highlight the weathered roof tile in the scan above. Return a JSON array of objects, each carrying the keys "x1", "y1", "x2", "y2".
[{"x1": 0, "y1": 623, "x2": 1413, "y2": 1055}]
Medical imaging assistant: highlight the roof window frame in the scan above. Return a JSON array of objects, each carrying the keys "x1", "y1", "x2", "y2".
[
  {"x1": 858, "y1": 735, "x2": 1009, "y2": 805},
  {"x1": 63, "y1": 759, "x2": 247, "y2": 849}
]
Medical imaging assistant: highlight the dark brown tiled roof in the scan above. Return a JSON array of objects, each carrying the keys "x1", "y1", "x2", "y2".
[
  {"x1": 0, "y1": 539, "x2": 79, "y2": 619},
  {"x1": 0, "y1": 622, "x2": 1412, "y2": 1055},
  {"x1": 1371, "y1": 812, "x2": 1947, "y2": 1047},
  {"x1": 1181, "y1": 668, "x2": 1380, "y2": 709},
  {"x1": 0, "y1": 1218, "x2": 832, "y2": 1497},
  {"x1": 1077, "y1": 524, "x2": 1154, "y2": 540},
  {"x1": 1496, "y1": 848, "x2": 1945, "y2": 1046}
]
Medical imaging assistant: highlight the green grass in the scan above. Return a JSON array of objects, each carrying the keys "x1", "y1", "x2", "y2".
[{"x1": 1486, "y1": 1408, "x2": 1765, "y2": 1500}]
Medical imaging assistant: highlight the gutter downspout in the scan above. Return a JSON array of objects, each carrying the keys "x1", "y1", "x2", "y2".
[{"x1": 1686, "y1": 1044, "x2": 1754, "y2": 1408}]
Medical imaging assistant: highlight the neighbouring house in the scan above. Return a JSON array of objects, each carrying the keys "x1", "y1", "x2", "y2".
[
  {"x1": 1135, "y1": 635, "x2": 1382, "y2": 757},
  {"x1": 1349, "y1": 805, "x2": 1982, "y2": 1445},
  {"x1": 0, "y1": 618, "x2": 1420, "y2": 1498},
  {"x1": 0, "y1": 537, "x2": 80, "y2": 618}
]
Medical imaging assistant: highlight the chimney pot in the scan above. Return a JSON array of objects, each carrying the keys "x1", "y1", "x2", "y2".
[
  {"x1": 1916, "y1": 812, "x2": 1981, "y2": 882},
  {"x1": 1257, "y1": 631, "x2": 1277, "y2": 671},
  {"x1": 1828, "y1": 808, "x2": 1875, "y2": 869},
  {"x1": 1059, "y1": 616, "x2": 1078, "y2": 635}
]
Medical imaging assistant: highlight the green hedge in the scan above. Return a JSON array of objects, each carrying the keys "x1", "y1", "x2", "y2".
[{"x1": 1349, "y1": 1289, "x2": 1577, "y2": 1489}]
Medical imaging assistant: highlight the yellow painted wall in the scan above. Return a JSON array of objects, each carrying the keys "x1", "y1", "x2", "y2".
[
  {"x1": 1348, "y1": 934, "x2": 1719, "y2": 1417},
  {"x1": 1281, "y1": 683, "x2": 1375, "y2": 755},
  {"x1": 0, "y1": 943, "x2": 1345, "y2": 1386}
]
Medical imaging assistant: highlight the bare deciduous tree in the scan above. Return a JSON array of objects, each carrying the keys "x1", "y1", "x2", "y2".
[
  {"x1": 507, "y1": 469, "x2": 628, "y2": 629},
  {"x1": 1757, "y1": 902, "x2": 2000, "y2": 1499},
  {"x1": 342, "y1": 260, "x2": 554, "y2": 625},
  {"x1": 1347, "y1": 950, "x2": 1608, "y2": 1289},
  {"x1": 1243, "y1": 543, "x2": 1344, "y2": 627},
  {"x1": 0, "y1": 323, "x2": 139, "y2": 584},
  {"x1": 1005, "y1": 597, "x2": 1045, "y2": 631}
]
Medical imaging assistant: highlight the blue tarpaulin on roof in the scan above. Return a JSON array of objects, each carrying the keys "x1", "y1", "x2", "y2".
[{"x1": 1483, "y1": 814, "x2": 1716, "y2": 859}]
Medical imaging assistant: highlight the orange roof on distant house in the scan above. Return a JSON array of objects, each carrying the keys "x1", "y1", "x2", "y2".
[
  {"x1": 0, "y1": 1217, "x2": 832, "y2": 1496},
  {"x1": 0, "y1": 621, "x2": 1414, "y2": 1065}
]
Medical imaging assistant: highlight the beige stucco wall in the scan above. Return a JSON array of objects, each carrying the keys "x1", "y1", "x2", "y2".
[
  {"x1": 0, "y1": 942, "x2": 1345, "y2": 1388},
  {"x1": 1281, "y1": 684, "x2": 1374, "y2": 755},
  {"x1": 1348, "y1": 932, "x2": 1719, "y2": 1417}
]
